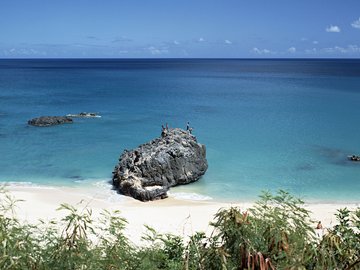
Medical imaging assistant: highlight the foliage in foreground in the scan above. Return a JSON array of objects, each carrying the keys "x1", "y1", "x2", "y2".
[{"x1": 0, "y1": 187, "x2": 359, "y2": 270}]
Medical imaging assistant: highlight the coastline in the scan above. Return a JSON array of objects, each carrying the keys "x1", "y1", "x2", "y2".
[{"x1": 3, "y1": 184, "x2": 359, "y2": 245}]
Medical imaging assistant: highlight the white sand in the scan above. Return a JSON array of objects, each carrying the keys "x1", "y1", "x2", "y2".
[{"x1": 3, "y1": 185, "x2": 359, "y2": 245}]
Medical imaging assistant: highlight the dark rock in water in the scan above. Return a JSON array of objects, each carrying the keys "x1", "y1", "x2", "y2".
[
  {"x1": 28, "y1": 116, "x2": 73, "y2": 127},
  {"x1": 66, "y1": 112, "x2": 101, "y2": 118},
  {"x1": 348, "y1": 155, "x2": 360, "y2": 162},
  {"x1": 112, "y1": 128, "x2": 208, "y2": 201}
]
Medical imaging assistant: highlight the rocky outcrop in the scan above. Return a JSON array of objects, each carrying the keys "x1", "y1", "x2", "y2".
[
  {"x1": 348, "y1": 155, "x2": 360, "y2": 162},
  {"x1": 66, "y1": 112, "x2": 101, "y2": 118},
  {"x1": 28, "y1": 116, "x2": 73, "y2": 127},
  {"x1": 112, "y1": 128, "x2": 208, "y2": 201}
]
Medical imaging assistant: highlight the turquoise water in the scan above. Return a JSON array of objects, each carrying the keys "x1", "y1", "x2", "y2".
[{"x1": 0, "y1": 59, "x2": 359, "y2": 202}]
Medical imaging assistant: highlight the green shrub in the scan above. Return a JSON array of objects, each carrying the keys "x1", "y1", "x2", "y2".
[
  {"x1": 134, "y1": 225, "x2": 185, "y2": 270},
  {"x1": 0, "y1": 187, "x2": 359, "y2": 269},
  {"x1": 207, "y1": 190, "x2": 317, "y2": 269},
  {"x1": 95, "y1": 209, "x2": 135, "y2": 269},
  {"x1": 317, "y1": 207, "x2": 360, "y2": 269}
]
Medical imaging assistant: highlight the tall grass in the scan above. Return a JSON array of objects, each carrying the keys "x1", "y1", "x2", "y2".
[{"x1": 0, "y1": 188, "x2": 359, "y2": 269}]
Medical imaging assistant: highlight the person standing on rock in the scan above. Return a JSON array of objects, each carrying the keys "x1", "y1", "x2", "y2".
[
  {"x1": 186, "y1": 121, "x2": 193, "y2": 134},
  {"x1": 161, "y1": 124, "x2": 168, "y2": 137}
]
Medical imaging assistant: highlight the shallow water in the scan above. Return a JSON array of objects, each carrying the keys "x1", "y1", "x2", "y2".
[{"x1": 0, "y1": 59, "x2": 359, "y2": 202}]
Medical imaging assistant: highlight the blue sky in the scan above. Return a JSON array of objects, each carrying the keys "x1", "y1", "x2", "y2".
[{"x1": 1, "y1": 0, "x2": 360, "y2": 58}]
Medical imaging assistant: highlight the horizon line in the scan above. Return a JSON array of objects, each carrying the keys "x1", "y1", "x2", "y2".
[{"x1": 1, "y1": 57, "x2": 360, "y2": 60}]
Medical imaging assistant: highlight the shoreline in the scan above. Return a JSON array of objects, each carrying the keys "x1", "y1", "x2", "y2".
[{"x1": 2, "y1": 184, "x2": 359, "y2": 245}]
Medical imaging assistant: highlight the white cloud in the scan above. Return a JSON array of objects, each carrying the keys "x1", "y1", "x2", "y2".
[
  {"x1": 301, "y1": 37, "x2": 308, "y2": 42},
  {"x1": 326, "y1": 25, "x2": 341, "y2": 32},
  {"x1": 347, "y1": 45, "x2": 360, "y2": 52},
  {"x1": 147, "y1": 46, "x2": 169, "y2": 55},
  {"x1": 351, "y1": 18, "x2": 360, "y2": 29},
  {"x1": 112, "y1": 36, "x2": 133, "y2": 43},
  {"x1": 4, "y1": 47, "x2": 47, "y2": 56},
  {"x1": 346, "y1": 45, "x2": 360, "y2": 53},
  {"x1": 305, "y1": 48, "x2": 317, "y2": 54},
  {"x1": 313, "y1": 40, "x2": 319, "y2": 45},
  {"x1": 173, "y1": 40, "x2": 180, "y2": 45},
  {"x1": 224, "y1": 39, "x2": 232, "y2": 44},
  {"x1": 288, "y1": 47, "x2": 296, "y2": 53},
  {"x1": 323, "y1": 45, "x2": 360, "y2": 54},
  {"x1": 304, "y1": 45, "x2": 360, "y2": 55},
  {"x1": 252, "y1": 47, "x2": 271, "y2": 55},
  {"x1": 198, "y1": 37, "x2": 205, "y2": 42}
]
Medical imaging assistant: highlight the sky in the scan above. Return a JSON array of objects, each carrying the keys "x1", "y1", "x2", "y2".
[{"x1": 1, "y1": 0, "x2": 360, "y2": 58}]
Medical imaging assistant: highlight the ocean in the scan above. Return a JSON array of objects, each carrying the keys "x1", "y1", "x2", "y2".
[{"x1": 0, "y1": 59, "x2": 359, "y2": 202}]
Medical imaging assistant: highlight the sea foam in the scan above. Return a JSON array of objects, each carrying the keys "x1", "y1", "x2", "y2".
[
  {"x1": 0, "y1": 181, "x2": 56, "y2": 190},
  {"x1": 169, "y1": 192, "x2": 212, "y2": 201}
]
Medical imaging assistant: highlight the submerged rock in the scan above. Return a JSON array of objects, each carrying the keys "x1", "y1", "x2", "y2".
[
  {"x1": 28, "y1": 116, "x2": 73, "y2": 127},
  {"x1": 112, "y1": 128, "x2": 208, "y2": 201}
]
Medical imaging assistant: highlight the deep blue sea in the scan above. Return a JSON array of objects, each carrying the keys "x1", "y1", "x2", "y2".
[{"x1": 0, "y1": 59, "x2": 359, "y2": 202}]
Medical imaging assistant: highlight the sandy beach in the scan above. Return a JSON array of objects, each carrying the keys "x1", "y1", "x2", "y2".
[{"x1": 2, "y1": 184, "x2": 358, "y2": 246}]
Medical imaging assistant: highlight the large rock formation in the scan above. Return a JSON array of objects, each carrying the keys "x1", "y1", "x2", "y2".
[
  {"x1": 28, "y1": 116, "x2": 73, "y2": 127},
  {"x1": 112, "y1": 128, "x2": 208, "y2": 201}
]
